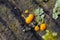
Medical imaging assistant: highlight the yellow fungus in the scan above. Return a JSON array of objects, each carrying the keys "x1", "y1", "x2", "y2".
[
  {"x1": 40, "y1": 23, "x2": 47, "y2": 31},
  {"x1": 24, "y1": 9, "x2": 29, "y2": 13},
  {"x1": 25, "y1": 14, "x2": 34, "y2": 24},
  {"x1": 34, "y1": 26, "x2": 39, "y2": 31}
]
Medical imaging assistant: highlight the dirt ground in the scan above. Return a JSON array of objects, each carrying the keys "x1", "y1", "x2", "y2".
[{"x1": 0, "y1": 0, "x2": 60, "y2": 40}]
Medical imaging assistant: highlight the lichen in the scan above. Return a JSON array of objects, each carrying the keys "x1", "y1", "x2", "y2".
[
  {"x1": 53, "y1": 0, "x2": 60, "y2": 19},
  {"x1": 34, "y1": 8, "x2": 45, "y2": 24}
]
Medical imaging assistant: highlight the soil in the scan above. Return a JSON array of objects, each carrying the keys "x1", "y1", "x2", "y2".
[{"x1": 0, "y1": 0, "x2": 60, "y2": 40}]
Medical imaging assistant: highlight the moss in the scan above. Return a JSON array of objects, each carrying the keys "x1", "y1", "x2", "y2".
[
  {"x1": 46, "y1": 0, "x2": 56, "y2": 8},
  {"x1": 9, "y1": 20, "x2": 19, "y2": 32},
  {"x1": 42, "y1": 30, "x2": 57, "y2": 40},
  {"x1": 0, "y1": 5, "x2": 8, "y2": 13}
]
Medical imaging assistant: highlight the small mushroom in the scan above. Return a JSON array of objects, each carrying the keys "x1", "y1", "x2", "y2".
[
  {"x1": 40, "y1": 23, "x2": 47, "y2": 31},
  {"x1": 25, "y1": 14, "x2": 34, "y2": 24},
  {"x1": 34, "y1": 25, "x2": 39, "y2": 31}
]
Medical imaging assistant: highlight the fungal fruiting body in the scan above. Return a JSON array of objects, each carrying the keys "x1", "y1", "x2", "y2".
[
  {"x1": 25, "y1": 14, "x2": 34, "y2": 24},
  {"x1": 24, "y1": 9, "x2": 29, "y2": 14},
  {"x1": 40, "y1": 23, "x2": 47, "y2": 31},
  {"x1": 34, "y1": 25, "x2": 39, "y2": 31}
]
